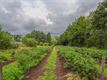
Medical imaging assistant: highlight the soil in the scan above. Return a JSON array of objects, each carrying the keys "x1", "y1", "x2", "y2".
[
  {"x1": 25, "y1": 51, "x2": 51, "y2": 80},
  {"x1": 56, "y1": 51, "x2": 80, "y2": 80},
  {"x1": 25, "y1": 50, "x2": 80, "y2": 80},
  {"x1": 56, "y1": 51, "x2": 71, "y2": 80},
  {"x1": 0, "y1": 58, "x2": 16, "y2": 68}
]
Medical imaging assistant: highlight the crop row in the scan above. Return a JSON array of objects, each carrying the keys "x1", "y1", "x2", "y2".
[
  {"x1": 3, "y1": 46, "x2": 51, "y2": 80},
  {"x1": 58, "y1": 46, "x2": 98, "y2": 80},
  {"x1": 0, "y1": 50, "x2": 14, "y2": 62},
  {"x1": 72, "y1": 47, "x2": 107, "y2": 61}
]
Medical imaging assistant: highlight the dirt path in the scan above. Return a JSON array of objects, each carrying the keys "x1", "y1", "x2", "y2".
[
  {"x1": 56, "y1": 51, "x2": 71, "y2": 80},
  {"x1": 0, "y1": 58, "x2": 16, "y2": 68},
  {"x1": 56, "y1": 51, "x2": 80, "y2": 80},
  {"x1": 25, "y1": 51, "x2": 51, "y2": 80},
  {"x1": 37, "y1": 47, "x2": 57, "y2": 80},
  {"x1": 25, "y1": 48, "x2": 80, "y2": 80}
]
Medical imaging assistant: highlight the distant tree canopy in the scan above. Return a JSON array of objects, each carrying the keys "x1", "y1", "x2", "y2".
[
  {"x1": 30, "y1": 30, "x2": 47, "y2": 42},
  {"x1": 0, "y1": 25, "x2": 52, "y2": 49},
  {"x1": 13, "y1": 35, "x2": 22, "y2": 42},
  {"x1": 0, "y1": 26, "x2": 1, "y2": 31},
  {"x1": 25, "y1": 30, "x2": 51, "y2": 44},
  {"x1": 22, "y1": 36, "x2": 38, "y2": 47},
  {"x1": 46, "y1": 32, "x2": 51, "y2": 44},
  {"x1": 58, "y1": 0, "x2": 107, "y2": 49}
]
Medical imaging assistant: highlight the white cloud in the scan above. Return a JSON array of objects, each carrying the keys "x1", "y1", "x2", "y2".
[
  {"x1": 1, "y1": 7, "x2": 9, "y2": 14},
  {"x1": 22, "y1": 1, "x2": 53, "y2": 25}
]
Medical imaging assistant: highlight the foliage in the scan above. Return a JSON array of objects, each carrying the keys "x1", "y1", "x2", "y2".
[
  {"x1": 0, "y1": 25, "x2": 1, "y2": 31},
  {"x1": 0, "y1": 50, "x2": 16, "y2": 61},
  {"x1": 0, "y1": 31, "x2": 15, "y2": 49},
  {"x1": 46, "y1": 32, "x2": 51, "y2": 44},
  {"x1": 22, "y1": 36, "x2": 38, "y2": 47},
  {"x1": 24, "y1": 31, "x2": 52, "y2": 44},
  {"x1": 3, "y1": 62, "x2": 23, "y2": 80},
  {"x1": 13, "y1": 35, "x2": 22, "y2": 42},
  {"x1": 51, "y1": 37, "x2": 58, "y2": 45},
  {"x1": 59, "y1": 16, "x2": 91, "y2": 46},
  {"x1": 59, "y1": 0, "x2": 107, "y2": 49},
  {"x1": 58, "y1": 46, "x2": 98, "y2": 80},
  {"x1": 30, "y1": 30, "x2": 46, "y2": 43},
  {"x1": 3, "y1": 47, "x2": 51, "y2": 80}
]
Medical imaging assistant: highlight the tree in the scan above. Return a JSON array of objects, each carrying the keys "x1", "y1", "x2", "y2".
[
  {"x1": 59, "y1": 0, "x2": 107, "y2": 49},
  {"x1": 51, "y1": 37, "x2": 57, "y2": 45},
  {"x1": 0, "y1": 27, "x2": 1, "y2": 31},
  {"x1": 30, "y1": 30, "x2": 47, "y2": 43},
  {"x1": 90, "y1": 0, "x2": 107, "y2": 48},
  {"x1": 0, "y1": 31, "x2": 15, "y2": 49},
  {"x1": 22, "y1": 36, "x2": 38, "y2": 47},
  {"x1": 92, "y1": 1, "x2": 107, "y2": 30},
  {"x1": 59, "y1": 16, "x2": 91, "y2": 47},
  {"x1": 13, "y1": 35, "x2": 22, "y2": 42},
  {"x1": 46, "y1": 32, "x2": 51, "y2": 44}
]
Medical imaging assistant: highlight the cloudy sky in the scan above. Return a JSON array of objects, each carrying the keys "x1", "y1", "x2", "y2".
[{"x1": 0, "y1": 0, "x2": 102, "y2": 35}]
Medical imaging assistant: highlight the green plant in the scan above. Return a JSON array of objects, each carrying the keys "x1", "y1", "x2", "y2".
[{"x1": 3, "y1": 46, "x2": 51, "y2": 80}]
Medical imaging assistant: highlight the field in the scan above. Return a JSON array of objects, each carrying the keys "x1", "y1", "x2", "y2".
[
  {"x1": 58, "y1": 46, "x2": 107, "y2": 80},
  {"x1": 0, "y1": 46, "x2": 107, "y2": 80},
  {"x1": 0, "y1": 46, "x2": 51, "y2": 80},
  {"x1": 0, "y1": 0, "x2": 107, "y2": 80}
]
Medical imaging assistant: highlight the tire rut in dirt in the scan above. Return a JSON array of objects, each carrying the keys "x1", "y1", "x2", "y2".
[
  {"x1": 25, "y1": 51, "x2": 51, "y2": 80},
  {"x1": 56, "y1": 51, "x2": 71, "y2": 80}
]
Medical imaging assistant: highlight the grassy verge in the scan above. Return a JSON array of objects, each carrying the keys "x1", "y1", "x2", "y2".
[{"x1": 37, "y1": 47, "x2": 57, "y2": 80}]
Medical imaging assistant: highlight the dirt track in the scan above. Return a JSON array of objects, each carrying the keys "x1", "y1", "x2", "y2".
[
  {"x1": 56, "y1": 51, "x2": 71, "y2": 80},
  {"x1": 25, "y1": 50, "x2": 80, "y2": 80},
  {"x1": 25, "y1": 51, "x2": 51, "y2": 80}
]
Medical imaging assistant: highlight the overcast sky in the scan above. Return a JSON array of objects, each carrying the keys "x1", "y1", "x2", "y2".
[{"x1": 0, "y1": 0, "x2": 102, "y2": 35}]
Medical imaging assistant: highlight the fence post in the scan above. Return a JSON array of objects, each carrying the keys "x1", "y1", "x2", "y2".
[
  {"x1": 0, "y1": 63, "x2": 3, "y2": 80},
  {"x1": 101, "y1": 57, "x2": 105, "y2": 80}
]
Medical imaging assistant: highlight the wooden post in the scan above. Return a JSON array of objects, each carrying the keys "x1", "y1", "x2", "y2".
[
  {"x1": 0, "y1": 63, "x2": 3, "y2": 80},
  {"x1": 101, "y1": 57, "x2": 105, "y2": 80}
]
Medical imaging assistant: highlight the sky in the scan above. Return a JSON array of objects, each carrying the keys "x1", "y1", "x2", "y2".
[{"x1": 0, "y1": 0, "x2": 102, "y2": 35}]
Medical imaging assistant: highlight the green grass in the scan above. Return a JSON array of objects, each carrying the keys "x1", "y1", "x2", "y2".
[{"x1": 37, "y1": 47, "x2": 57, "y2": 80}]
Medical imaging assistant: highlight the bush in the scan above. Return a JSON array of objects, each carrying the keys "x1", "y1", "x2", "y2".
[
  {"x1": 0, "y1": 31, "x2": 15, "y2": 49},
  {"x1": 22, "y1": 37, "x2": 38, "y2": 47}
]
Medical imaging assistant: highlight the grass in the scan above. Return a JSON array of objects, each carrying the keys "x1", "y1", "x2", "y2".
[{"x1": 37, "y1": 47, "x2": 57, "y2": 80}]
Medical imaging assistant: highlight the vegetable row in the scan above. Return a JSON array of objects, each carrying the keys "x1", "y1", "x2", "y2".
[
  {"x1": 58, "y1": 46, "x2": 106, "y2": 80},
  {"x1": 3, "y1": 46, "x2": 51, "y2": 80}
]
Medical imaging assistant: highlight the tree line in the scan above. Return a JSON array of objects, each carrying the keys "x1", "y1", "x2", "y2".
[
  {"x1": 58, "y1": 0, "x2": 107, "y2": 49},
  {"x1": 22, "y1": 30, "x2": 51, "y2": 46},
  {"x1": 0, "y1": 26, "x2": 51, "y2": 49}
]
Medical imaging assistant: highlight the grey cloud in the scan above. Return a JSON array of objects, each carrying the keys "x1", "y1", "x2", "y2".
[
  {"x1": 43, "y1": 0, "x2": 102, "y2": 33},
  {"x1": 0, "y1": 0, "x2": 102, "y2": 35}
]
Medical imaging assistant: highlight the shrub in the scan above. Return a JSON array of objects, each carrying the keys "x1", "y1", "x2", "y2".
[
  {"x1": 22, "y1": 37, "x2": 38, "y2": 47},
  {"x1": 0, "y1": 31, "x2": 14, "y2": 49}
]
